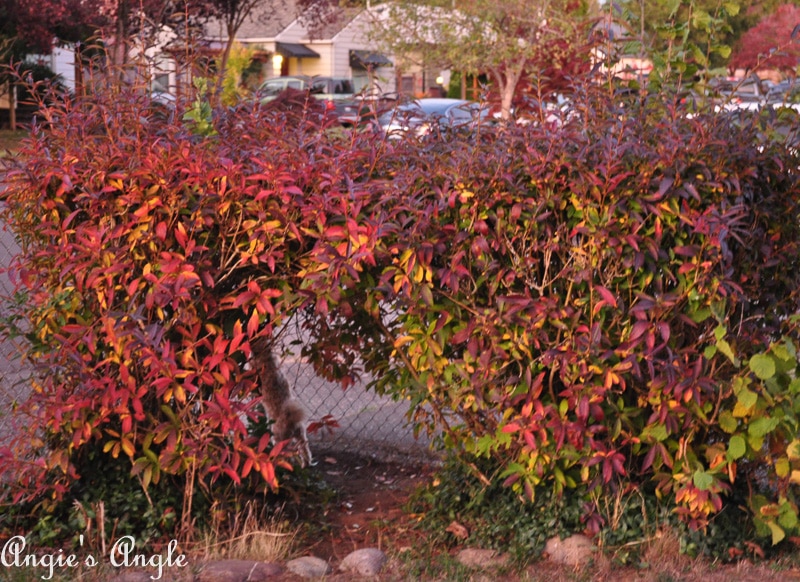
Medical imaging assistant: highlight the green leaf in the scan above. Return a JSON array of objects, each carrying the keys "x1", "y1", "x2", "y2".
[
  {"x1": 768, "y1": 521, "x2": 785, "y2": 545},
  {"x1": 714, "y1": 44, "x2": 732, "y2": 59},
  {"x1": 719, "y1": 411, "x2": 738, "y2": 433},
  {"x1": 642, "y1": 423, "x2": 669, "y2": 442},
  {"x1": 690, "y1": 307, "x2": 711, "y2": 323},
  {"x1": 749, "y1": 433, "x2": 765, "y2": 452},
  {"x1": 693, "y1": 470, "x2": 714, "y2": 491},
  {"x1": 716, "y1": 338, "x2": 738, "y2": 365},
  {"x1": 665, "y1": 0, "x2": 681, "y2": 17},
  {"x1": 690, "y1": 43, "x2": 708, "y2": 67},
  {"x1": 723, "y1": 2, "x2": 740, "y2": 17},
  {"x1": 775, "y1": 456, "x2": 790, "y2": 478},
  {"x1": 749, "y1": 416, "x2": 779, "y2": 438},
  {"x1": 736, "y1": 388, "x2": 758, "y2": 410},
  {"x1": 728, "y1": 435, "x2": 746, "y2": 460},
  {"x1": 749, "y1": 354, "x2": 776, "y2": 380},
  {"x1": 692, "y1": 10, "x2": 712, "y2": 31},
  {"x1": 779, "y1": 505, "x2": 798, "y2": 530}
]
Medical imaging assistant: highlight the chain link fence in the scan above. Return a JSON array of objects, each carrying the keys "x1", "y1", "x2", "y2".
[
  {"x1": 275, "y1": 330, "x2": 435, "y2": 463},
  {"x1": 0, "y1": 203, "x2": 432, "y2": 463},
  {"x1": 0, "y1": 215, "x2": 33, "y2": 448}
]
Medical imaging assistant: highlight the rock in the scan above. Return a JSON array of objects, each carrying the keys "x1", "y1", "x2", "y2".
[
  {"x1": 285, "y1": 555, "x2": 331, "y2": 578},
  {"x1": 455, "y1": 548, "x2": 510, "y2": 569},
  {"x1": 106, "y1": 568, "x2": 195, "y2": 582},
  {"x1": 544, "y1": 534, "x2": 595, "y2": 567},
  {"x1": 339, "y1": 548, "x2": 388, "y2": 576},
  {"x1": 104, "y1": 572, "x2": 155, "y2": 582},
  {"x1": 195, "y1": 559, "x2": 283, "y2": 582}
]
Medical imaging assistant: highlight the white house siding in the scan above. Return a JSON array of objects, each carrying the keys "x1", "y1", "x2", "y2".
[
  {"x1": 46, "y1": 46, "x2": 77, "y2": 90},
  {"x1": 2, "y1": 44, "x2": 77, "y2": 112},
  {"x1": 277, "y1": 10, "x2": 396, "y2": 94}
]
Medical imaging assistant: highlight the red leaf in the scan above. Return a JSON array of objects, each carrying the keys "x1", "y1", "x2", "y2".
[{"x1": 595, "y1": 285, "x2": 617, "y2": 308}]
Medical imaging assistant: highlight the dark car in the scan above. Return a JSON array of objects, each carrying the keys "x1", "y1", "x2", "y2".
[{"x1": 258, "y1": 75, "x2": 355, "y2": 103}]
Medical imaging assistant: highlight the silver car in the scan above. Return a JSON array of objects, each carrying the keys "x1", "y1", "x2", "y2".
[{"x1": 376, "y1": 98, "x2": 490, "y2": 137}]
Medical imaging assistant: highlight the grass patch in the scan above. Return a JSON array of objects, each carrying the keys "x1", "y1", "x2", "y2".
[
  {"x1": 0, "y1": 129, "x2": 27, "y2": 157},
  {"x1": 196, "y1": 500, "x2": 298, "y2": 563}
]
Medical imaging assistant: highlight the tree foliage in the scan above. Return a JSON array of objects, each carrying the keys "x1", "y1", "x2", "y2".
[
  {"x1": 618, "y1": 0, "x2": 800, "y2": 70},
  {"x1": 729, "y1": 3, "x2": 800, "y2": 73},
  {"x1": 370, "y1": 0, "x2": 595, "y2": 119},
  {"x1": 0, "y1": 0, "x2": 90, "y2": 55}
]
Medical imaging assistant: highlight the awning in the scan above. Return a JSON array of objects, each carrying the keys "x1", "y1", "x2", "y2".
[
  {"x1": 349, "y1": 50, "x2": 392, "y2": 69},
  {"x1": 276, "y1": 42, "x2": 320, "y2": 59}
]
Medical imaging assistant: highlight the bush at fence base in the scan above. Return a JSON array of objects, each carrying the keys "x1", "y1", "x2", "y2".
[{"x1": 1, "y1": 77, "x2": 800, "y2": 549}]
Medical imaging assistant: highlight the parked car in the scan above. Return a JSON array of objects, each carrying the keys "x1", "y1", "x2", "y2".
[
  {"x1": 375, "y1": 98, "x2": 491, "y2": 137},
  {"x1": 766, "y1": 79, "x2": 800, "y2": 106},
  {"x1": 334, "y1": 96, "x2": 396, "y2": 128},
  {"x1": 708, "y1": 76, "x2": 773, "y2": 112},
  {"x1": 258, "y1": 75, "x2": 355, "y2": 103}
]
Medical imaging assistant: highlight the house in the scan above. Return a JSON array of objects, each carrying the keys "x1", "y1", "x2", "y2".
[
  {"x1": 198, "y1": 2, "x2": 396, "y2": 96},
  {"x1": 2, "y1": 1, "x2": 401, "y2": 125},
  {"x1": 590, "y1": 13, "x2": 653, "y2": 82}
]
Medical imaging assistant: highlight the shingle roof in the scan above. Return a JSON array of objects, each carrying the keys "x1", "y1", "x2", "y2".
[
  {"x1": 203, "y1": 1, "x2": 363, "y2": 42},
  {"x1": 203, "y1": 0, "x2": 300, "y2": 41},
  {"x1": 305, "y1": 6, "x2": 362, "y2": 40}
]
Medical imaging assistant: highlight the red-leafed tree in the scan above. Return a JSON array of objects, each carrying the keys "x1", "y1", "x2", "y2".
[
  {"x1": 729, "y1": 3, "x2": 800, "y2": 74},
  {"x1": 2, "y1": 0, "x2": 90, "y2": 54}
]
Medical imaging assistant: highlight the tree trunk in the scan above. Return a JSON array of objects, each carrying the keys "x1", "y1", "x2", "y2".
[
  {"x1": 74, "y1": 43, "x2": 84, "y2": 98},
  {"x1": 494, "y1": 63, "x2": 525, "y2": 121},
  {"x1": 213, "y1": 23, "x2": 237, "y2": 103},
  {"x1": 8, "y1": 80, "x2": 16, "y2": 131}
]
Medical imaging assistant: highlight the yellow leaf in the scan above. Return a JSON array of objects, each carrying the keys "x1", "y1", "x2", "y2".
[
  {"x1": 776, "y1": 457, "x2": 790, "y2": 478},
  {"x1": 121, "y1": 438, "x2": 135, "y2": 458},
  {"x1": 174, "y1": 385, "x2": 186, "y2": 405},
  {"x1": 393, "y1": 335, "x2": 414, "y2": 348}
]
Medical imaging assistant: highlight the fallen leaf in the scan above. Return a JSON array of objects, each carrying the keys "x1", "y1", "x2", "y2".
[{"x1": 446, "y1": 521, "x2": 469, "y2": 539}]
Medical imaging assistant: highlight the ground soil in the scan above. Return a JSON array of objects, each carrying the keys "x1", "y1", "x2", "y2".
[
  {"x1": 273, "y1": 451, "x2": 800, "y2": 582},
  {"x1": 283, "y1": 451, "x2": 437, "y2": 580}
]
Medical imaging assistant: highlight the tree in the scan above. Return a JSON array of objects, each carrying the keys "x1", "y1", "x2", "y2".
[
  {"x1": 0, "y1": 0, "x2": 92, "y2": 129},
  {"x1": 203, "y1": 0, "x2": 342, "y2": 99},
  {"x1": 618, "y1": 0, "x2": 800, "y2": 71},
  {"x1": 201, "y1": 0, "x2": 266, "y2": 97},
  {"x1": 370, "y1": 0, "x2": 593, "y2": 120},
  {"x1": 729, "y1": 3, "x2": 800, "y2": 74},
  {"x1": 0, "y1": 0, "x2": 90, "y2": 54}
]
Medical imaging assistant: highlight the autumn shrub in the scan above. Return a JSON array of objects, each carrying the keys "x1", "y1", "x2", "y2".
[
  {"x1": 0, "y1": 81, "x2": 363, "y2": 542},
  {"x1": 2, "y1": 69, "x2": 800, "y2": 554},
  {"x1": 297, "y1": 87, "x2": 800, "y2": 549}
]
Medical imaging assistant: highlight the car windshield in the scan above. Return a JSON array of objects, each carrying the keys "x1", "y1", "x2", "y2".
[
  {"x1": 260, "y1": 79, "x2": 304, "y2": 95},
  {"x1": 378, "y1": 100, "x2": 472, "y2": 125}
]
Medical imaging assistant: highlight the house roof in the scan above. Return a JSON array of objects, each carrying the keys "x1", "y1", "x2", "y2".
[
  {"x1": 203, "y1": 2, "x2": 365, "y2": 43},
  {"x1": 203, "y1": 1, "x2": 300, "y2": 41},
  {"x1": 305, "y1": 6, "x2": 362, "y2": 40}
]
